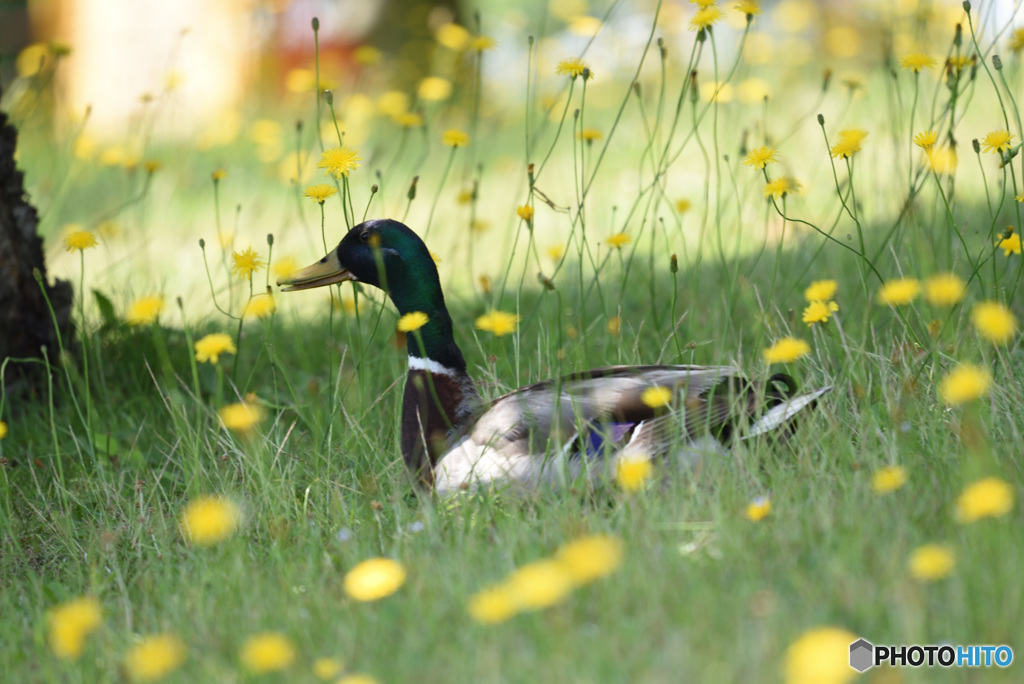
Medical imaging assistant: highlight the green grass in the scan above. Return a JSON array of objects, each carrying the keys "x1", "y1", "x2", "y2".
[{"x1": 2, "y1": 2, "x2": 1024, "y2": 682}]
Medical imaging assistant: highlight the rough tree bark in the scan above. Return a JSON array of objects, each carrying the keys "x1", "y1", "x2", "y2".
[{"x1": 0, "y1": 88, "x2": 74, "y2": 392}]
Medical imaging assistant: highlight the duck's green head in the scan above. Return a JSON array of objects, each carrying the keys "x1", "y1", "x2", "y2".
[{"x1": 277, "y1": 219, "x2": 438, "y2": 309}]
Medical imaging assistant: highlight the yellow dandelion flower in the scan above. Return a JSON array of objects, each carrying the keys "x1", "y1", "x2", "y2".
[
  {"x1": 577, "y1": 128, "x2": 603, "y2": 141},
  {"x1": 180, "y1": 495, "x2": 241, "y2": 545},
  {"x1": 516, "y1": 205, "x2": 534, "y2": 221},
  {"x1": 690, "y1": 6, "x2": 723, "y2": 30},
  {"x1": 272, "y1": 256, "x2": 298, "y2": 280},
  {"x1": 924, "y1": 273, "x2": 966, "y2": 306},
  {"x1": 555, "y1": 534, "x2": 624, "y2": 585},
  {"x1": 344, "y1": 558, "x2": 407, "y2": 601},
  {"x1": 762, "y1": 337, "x2": 810, "y2": 364},
  {"x1": 996, "y1": 231, "x2": 1021, "y2": 256},
  {"x1": 475, "y1": 310, "x2": 520, "y2": 336},
  {"x1": 955, "y1": 476, "x2": 1014, "y2": 523},
  {"x1": 194, "y1": 333, "x2": 236, "y2": 364},
  {"x1": 505, "y1": 560, "x2": 574, "y2": 611},
  {"x1": 900, "y1": 52, "x2": 936, "y2": 72},
  {"x1": 804, "y1": 279, "x2": 837, "y2": 302},
  {"x1": 871, "y1": 465, "x2": 907, "y2": 494},
  {"x1": 125, "y1": 634, "x2": 187, "y2": 681},
  {"x1": 605, "y1": 232, "x2": 631, "y2": 249},
  {"x1": 641, "y1": 385, "x2": 673, "y2": 408},
  {"x1": 468, "y1": 586, "x2": 519, "y2": 625},
  {"x1": 304, "y1": 183, "x2": 337, "y2": 203},
  {"x1": 744, "y1": 497, "x2": 771, "y2": 521},
  {"x1": 468, "y1": 35, "x2": 496, "y2": 51},
  {"x1": 877, "y1": 278, "x2": 920, "y2": 306},
  {"x1": 240, "y1": 633, "x2": 295, "y2": 674},
  {"x1": 675, "y1": 198, "x2": 692, "y2": 213},
  {"x1": 971, "y1": 301, "x2": 1017, "y2": 344},
  {"x1": 441, "y1": 129, "x2": 470, "y2": 147},
  {"x1": 547, "y1": 244, "x2": 565, "y2": 261},
  {"x1": 980, "y1": 129, "x2": 1013, "y2": 154},
  {"x1": 313, "y1": 657, "x2": 344, "y2": 680},
  {"x1": 829, "y1": 129, "x2": 868, "y2": 159},
  {"x1": 231, "y1": 247, "x2": 265, "y2": 280},
  {"x1": 691, "y1": 0, "x2": 717, "y2": 7},
  {"x1": 397, "y1": 311, "x2": 429, "y2": 332},
  {"x1": 914, "y1": 130, "x2": 938, "y2": 149},
  {"x1": 212, "y1": 169, "x2": 227, "y2": 181},
  {"x1": 940, "y1": 363, "x2": 991, "y2": 406},
  {"x1": 394, "y1": 111, "x2": 424, "y2": 128},
  {"x1": 48, "y1": 597, "x2": 102, "y2": 659},
  {"x1": 784, "y1": 627, "x2": 858, "y2": 684},
  {"x1": 353, "y1": 45, "x2": 382, "y2": 66},
  {"x1": 317, "y1": 146, "x2": 362, "y2": 178},
  {"x1": 925, "y1": 145, "x2": 957, "y2": 175},
  {"x1": 615, "y1": 453, "x2": 654, "y2": 491},
  {"x1": 375, "y1": 91, "x2": 408, "y2": 117},
  {"x1": 763, "y1": 177, "x2": 799, "y2": 199},
  {"x1": 0, "y1": 420, "x2": 7, "y2": 440},
  {"x1": 743, "y1": 145, "x2": 779, "y2": 169},
  {"x1": 244, "y1": 294, "x2": 276, "y2": 319},
  {"x1": 218, "y1": 401, "x2": 265, "y2": 433},
  {"x1": 418, "y1": 76, "x2": 453, "y2": 101},
  {"x1": 607, "y1": 316, "x2": 621, "y2": 335},
  {"x1": 16, "y1": 43, "x2": 50, "y2": 77},
  {"x1": 1012, "y1": 27, "x2": 1024, "y2": 54},
  {"x1": 143, "y1": 159, "x2": 161, "y2": 174},
  {"x1": 127, "y1": 295, "x2": 164, "y2": 326},
  {"x1": 1017, "y1": 194, "x2": 1024, "y2": 202},
  {"x1": 802, "y1": 300, "x2": 838, "y2": 326},
  {"x1": 436, "y1": 23, "x2": 469, "y2": 50},
  {"x1": 64, "y1": 227, "x2": 98, "y2": 252},
  {"x1": 735, "y1": 0, "x2": 761, "y2": 15},
  {"x1": 555, "y1": 57, "x2": 592, "y2": 79},
  {"x1": 908, "y1": 545, "x2": 955, "y2": 582}
]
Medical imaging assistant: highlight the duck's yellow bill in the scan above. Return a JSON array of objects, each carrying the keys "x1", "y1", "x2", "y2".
[{"x1": 276, "y1": 252, "x2": 356, "y2": 291}]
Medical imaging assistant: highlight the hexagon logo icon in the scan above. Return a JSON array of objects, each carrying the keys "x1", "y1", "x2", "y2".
[{"x1": 849, "y1": 638, "x2": 874, "y2": 672}]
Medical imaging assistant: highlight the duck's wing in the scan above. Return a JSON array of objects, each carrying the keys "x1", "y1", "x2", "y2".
[{"x1": 435, "y1": 365, "x2": 813, "y2": 494}]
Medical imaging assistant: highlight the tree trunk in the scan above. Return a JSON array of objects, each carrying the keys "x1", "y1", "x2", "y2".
[{"x1": 0, "y1": 89, "x2": 74, "y2": 393}]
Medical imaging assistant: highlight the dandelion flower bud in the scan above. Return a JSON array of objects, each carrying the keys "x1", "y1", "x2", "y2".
[
  {"x1": 311, "y1": 17, "x2": 319, "y2": 30},
  {"x1": 992, "y1": 54, "x2": 1002, "y2": 70}
]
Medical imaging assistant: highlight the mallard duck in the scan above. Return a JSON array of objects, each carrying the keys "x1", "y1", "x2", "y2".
[{"x1": 278, "y1": 219, "x2": 830, "y2": 495}]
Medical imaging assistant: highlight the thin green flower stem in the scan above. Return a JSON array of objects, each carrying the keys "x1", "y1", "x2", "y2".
[
  {"x1": 533, "y1": 79, "x2": 576, "y2": 181},
  {"x1": 39, "y1": 345, "x2": 71, "y2": 515},
  {"x1": 35, "y1": 273, "x2": 89, "y2": 451},
  {"x1": 343, "y1": 176, "x2": 355, "y2": 230},
  {"x1": 907, "y1": 74, "x2": 920, "y2": 190},
  {"x1": 78, "y1": 250, "x2": 91, "y2": 431},
  {"x1": 423, "y1": 147, "x2": 458, "y2": 238},
  {"x1": 212, "y1": 176, "x2": 233, "y2": 305},
  {"x1": 975, "y1": 148, "x2": 995, "y2": 218},
  {"x1": 233, "y1": 276, "x2": 254, "y2": 385},
  {"x1": 928, "y1": 167, "x2": 982, "y2": 295},
  {"x1": 176, "y1": 298, "x2": 204, "y2": 435},
  {"x1": 199, "y1": 242, "x2": 240, "y2": 320},
  {"x1": 148, "y1": 321, "x2": 175, "y2": 385},
  {"x1": 660, "y1": 22, "x2": 750, "y2": 175},
  {"x1": 313, "y1": 19, "x2": 323, "y2": 153},
  {"x1": 966, "y1": 13, "x2": 1013, "y2": 134}
]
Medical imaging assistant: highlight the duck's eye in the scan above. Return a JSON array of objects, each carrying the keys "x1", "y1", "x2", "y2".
[{"x1": 360, "y1": 231, "x2": 371, "y2": 242}]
